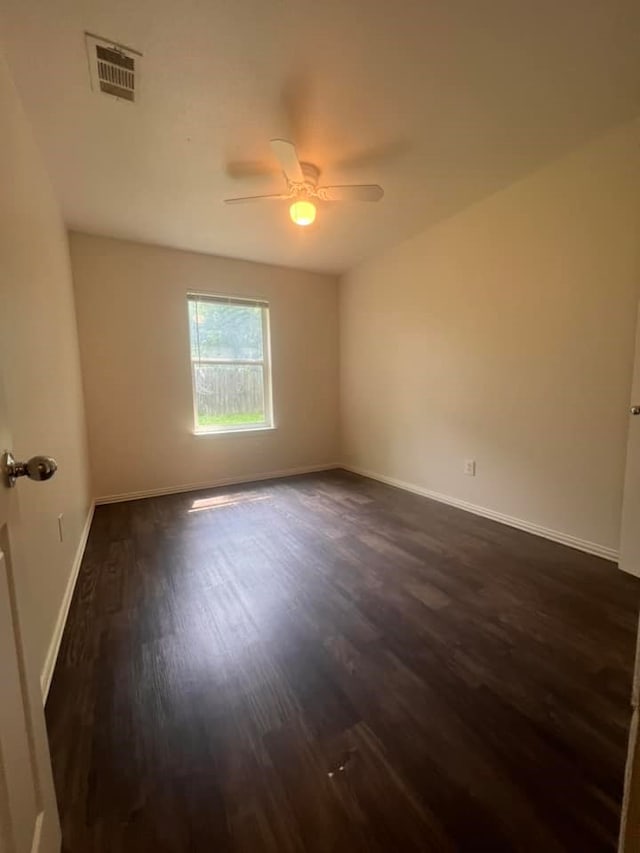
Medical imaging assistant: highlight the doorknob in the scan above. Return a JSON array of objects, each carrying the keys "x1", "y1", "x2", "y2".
[
  {"x1": 1, "y1": 451, "x2": 57, "y2": 488},
  {"x1": 632, "y1": 406, "x2": 640, "y2": 416}
]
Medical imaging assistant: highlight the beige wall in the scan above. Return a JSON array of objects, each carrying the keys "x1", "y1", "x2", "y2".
[
  {"x1": 340, "y1": 121, "x2": 640, "y2": 555},
  {"x1": 0, "y1": 50, "x2": 91, "y2": 681},
  {"x1": 70, "y1": 233, "x2": 340, "y2": 500}
]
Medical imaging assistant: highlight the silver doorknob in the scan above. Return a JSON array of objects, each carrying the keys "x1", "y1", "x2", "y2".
[
  {"x1": 632, "y1": 406, "x2": 640, "y2": 416},
  {"x1": 1, "y1": 451, "x2": 57, "y2": 488}
]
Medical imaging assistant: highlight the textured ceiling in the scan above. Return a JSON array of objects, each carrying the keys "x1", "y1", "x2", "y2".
[{"x1": 2, "y1": 0, "x2": 640, "y2": 273}]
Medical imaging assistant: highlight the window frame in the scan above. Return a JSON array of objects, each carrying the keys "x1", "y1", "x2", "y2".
[{"x1": 187, "y1": 292, "x2": 274, "y2": 436}]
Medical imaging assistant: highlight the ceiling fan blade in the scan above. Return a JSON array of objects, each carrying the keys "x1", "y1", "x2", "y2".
[
  {"x1": 225, "y1": 160, "x2": 279, "y2": 179},
  {"x1": 319, "y1": 184, "x2": 384, "y2": 202},
  {"x1": 224, "y1": 193, "x2": 290, "y2": 205},
  {"x1": 270, "y1": 138, "x2": 304, "y2": 183}
]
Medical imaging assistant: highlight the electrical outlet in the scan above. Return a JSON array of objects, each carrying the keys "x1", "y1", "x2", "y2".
[
  {"x1": 57, "y1": 513, "x2": 64, "y2": 543},
  {"x1": 464, "y1": 459, "x2": 476, "y2": 477}
]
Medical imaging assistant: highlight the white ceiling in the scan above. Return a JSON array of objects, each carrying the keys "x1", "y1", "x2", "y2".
[{"x1": 2, "y1": 0, "x2": 640, "y2": 273}]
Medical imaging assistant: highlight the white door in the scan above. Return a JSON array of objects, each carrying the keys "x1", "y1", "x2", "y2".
[
  {"x1": 619, "y1": 302, "x2": 640, "y2": 850},
  {"x1": 0, "y1": 375, "x2": 60, "y2": 850},
  {"x1": 620, "y1": 302, "x2": 640, "y2": 576}
]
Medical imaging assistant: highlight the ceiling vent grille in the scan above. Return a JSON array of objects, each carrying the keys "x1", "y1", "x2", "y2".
[{"x1": 85, "y1": 33, "x2": 141, "y2": 102}]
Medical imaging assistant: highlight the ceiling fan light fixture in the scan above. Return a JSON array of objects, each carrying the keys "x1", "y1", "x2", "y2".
[
  {"x1": 289, "y1": 199, "x2": 316, "y2": 227},
  {"x1": 224, "y1": 138, "x2": 384, "y2": 220}
]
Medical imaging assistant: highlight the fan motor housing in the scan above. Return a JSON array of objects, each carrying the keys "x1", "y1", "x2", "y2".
[{"x1": 300, "y1": 162, "x2": 320, "y2": 187}]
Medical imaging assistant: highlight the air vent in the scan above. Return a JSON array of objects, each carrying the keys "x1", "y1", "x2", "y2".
[{"x1": 85, "y1": 33, "x2": 141, "y2": 102}]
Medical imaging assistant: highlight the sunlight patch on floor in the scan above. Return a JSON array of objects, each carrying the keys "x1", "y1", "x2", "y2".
[{"x1": 188, "y1": 492, "x2": 272, "y2": 513}]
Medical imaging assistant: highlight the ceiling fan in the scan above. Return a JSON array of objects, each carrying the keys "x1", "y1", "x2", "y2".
[{"x1": 224, "y1": 139, "x2": 384, "y2": 226}]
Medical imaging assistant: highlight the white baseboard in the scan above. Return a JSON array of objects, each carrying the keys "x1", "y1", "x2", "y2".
[
  {"x1": 41, "y1": 502, "x2": 95, "y2": 700},
  {"x1": 342, "y1": 464, "x2": 619, "y2": 563},
  {"x1": 95, "y1": 463, "x2": 342, "y2": 505}
]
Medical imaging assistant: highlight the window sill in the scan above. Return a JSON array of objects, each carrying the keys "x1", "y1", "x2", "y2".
[{"x1": 192, "y1": 425, "x2": 277, "y2": 437}]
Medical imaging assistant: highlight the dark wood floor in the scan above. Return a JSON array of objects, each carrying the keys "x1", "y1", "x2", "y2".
[{"x1": 47, "y1": 470, "x2": 640, "y2": 852}]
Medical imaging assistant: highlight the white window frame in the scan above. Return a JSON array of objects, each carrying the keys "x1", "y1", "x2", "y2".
[{"x1": 187, "y1": 293, "x2": 274, "y2": 435}]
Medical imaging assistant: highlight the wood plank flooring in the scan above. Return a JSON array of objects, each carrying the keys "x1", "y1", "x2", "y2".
[{"x1": 46, "y1": 470, "x2": 640, "y2": 851}]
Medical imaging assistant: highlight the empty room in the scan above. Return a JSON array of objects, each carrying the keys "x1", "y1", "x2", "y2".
[{"x1": 2, "y1": 1, "x2": 640, "y2": 851}]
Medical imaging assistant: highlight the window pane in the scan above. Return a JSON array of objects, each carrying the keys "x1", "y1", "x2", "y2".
[
  {"x1": 193, "y1": 363, "x2": 266, "y2": 428},
  {"x1": 189, "y1": 300, "x2": 263, "y2": 360}
]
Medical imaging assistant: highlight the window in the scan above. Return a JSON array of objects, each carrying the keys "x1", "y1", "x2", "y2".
[{"x1": 187, "y1": 294, "x2": 273, "y2": 433}]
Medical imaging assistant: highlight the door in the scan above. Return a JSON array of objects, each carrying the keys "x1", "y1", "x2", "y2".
[
  {"x1": 0, "y1": 371, "x2": 60, "y2": 851},
  {"x1": 619, "y1": 302, "x2": 640, "y2": 851},
  {"x1": 620, "y1": 302, "x2": 640, "y2": 576}
]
